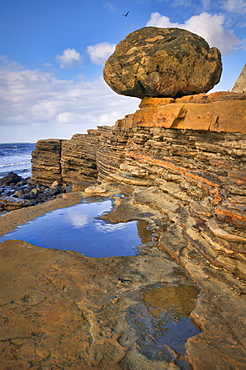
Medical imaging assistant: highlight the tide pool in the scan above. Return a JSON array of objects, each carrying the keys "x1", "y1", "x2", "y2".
[{"x1": 0, "y1": 198, "x2": 142, "y2": 257}]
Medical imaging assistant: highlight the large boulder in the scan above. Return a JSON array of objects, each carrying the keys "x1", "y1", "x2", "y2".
[{"x1": 103, "y1": 27, "x2": 222, "y2": 98}]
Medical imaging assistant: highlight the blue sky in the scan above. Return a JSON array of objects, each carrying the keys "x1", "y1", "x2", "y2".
[{"x1": 0, "y1": 0, "x2": 245, "y2": 143}]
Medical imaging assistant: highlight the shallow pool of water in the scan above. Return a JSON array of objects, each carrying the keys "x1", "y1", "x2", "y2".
[
  {"x1": 127, "y1": 284, "x2": 201, "y2": 369},
  {"x1": 0, "y1": 198, "x2": 143, "y2": 257}
]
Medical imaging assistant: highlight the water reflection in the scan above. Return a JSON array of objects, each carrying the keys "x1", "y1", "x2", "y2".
[
  {"x1": 0, "y1": 199, "x2": 144, "y2": 258},
  {"x1": 143, "y1": 285, "x2": 199, "y2": 318},
  {"x1": 95, "y1": 222, "x2": 126, "y2": 233},
  {"x1": 140, "y1": 284, "x2": 201, "y2": 368},
  {"x1": 67, "y1": 210, "x2": 89, "y2": 228}
]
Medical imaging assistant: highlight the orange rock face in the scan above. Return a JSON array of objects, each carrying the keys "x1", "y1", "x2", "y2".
[{"x1": 115, "y1": 92, "x2": 246, "y2": 134}]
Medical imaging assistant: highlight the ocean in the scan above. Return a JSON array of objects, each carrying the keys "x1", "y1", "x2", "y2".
[{"x1": 0, "y1": 142, "x2": 36, "y2": 180}]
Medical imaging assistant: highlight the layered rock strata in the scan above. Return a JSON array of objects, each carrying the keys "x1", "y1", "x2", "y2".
[
  {"x1": 32, "y1": 92, "x2": 246, "y2": 184},
  {"x1": 28, "y1": 91, "x2": 246, "y2": 368},
  {"x1": 31, "y1": 127, "x2": 128, "y2": 186},
  {"x1": 31, "y1": 92, "x2": 246, "y2": 289},
  {"x1": 31, "y1": 139, "x2": 62, "y2": 186},
  {"x1": 126, "y1": 91, "x2": 246, "y2": 133}
]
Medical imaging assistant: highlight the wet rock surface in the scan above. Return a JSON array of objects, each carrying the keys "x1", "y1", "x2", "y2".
[
  {"x1": 0, "y1": 193, "x2": 199, "y2": 370},
  {"x1": 0, "y1": 171, "x2": 22, "y2": 186},
  {"x1": 0, "y1": 173, "x2": 70, "y2": 212},
  {"x1": 103, "y1": 27, "x2": 222, "y2": 98},
  {"x1": 1, "y1": 190, "x2": 246, "y2": 369}
]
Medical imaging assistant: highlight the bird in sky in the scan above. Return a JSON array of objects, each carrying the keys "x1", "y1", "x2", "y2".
[{"x1": 122, "y1": 11, "x2": 130, "y2": 17}]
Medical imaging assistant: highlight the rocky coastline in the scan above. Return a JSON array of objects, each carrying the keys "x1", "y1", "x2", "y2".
[
  {"x1": 0, "y1": 171, "x2": 73, "y2": 213},
  {"x1": 1, "y1": 90, "x2": 245, "y2": 369},
  {"x1": 1, "y1": 27, "x2": 246, "y2": 369}
]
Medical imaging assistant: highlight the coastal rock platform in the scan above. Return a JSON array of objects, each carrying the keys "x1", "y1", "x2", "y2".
[
  {"x1": 1, "y1": 88, "x2": 246, "y2": 369},
  {"x1": 1, "y1": 190, "x2": 246, "y2": 369}
]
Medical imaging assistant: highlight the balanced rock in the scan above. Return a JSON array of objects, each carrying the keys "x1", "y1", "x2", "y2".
[{"x1": 103, "y1": 27, "x2": 222, "y2": 98}]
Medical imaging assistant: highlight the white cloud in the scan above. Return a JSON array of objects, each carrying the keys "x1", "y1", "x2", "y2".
[
  {"x1": 156, "y1": 0, "x2": 193, "y2": 6},
  {"x1": 222, "y1": 0, "x2": 246, "y2": 14},
  {"x1": 147, "y1": 13, "x2": 179, "y2": 28},
  {"x1": 104, "y1": 2, "x2": 116, "y2": 12},
  {"x1": 0, "y1": 57, "x2": 139, "y2": 142},
  {"x1": 87, "y1": 42, "x2": 116, "y2": 65},
  {"x1": 95, "y1": 221, "x2": 126, "y2": 233},
  {"x1": 201, "y1": 0, "x2": 212, "y2": 10},
  {"x1": 56, "y1": 48, "x2": 82, "y2": 69},
  {"x1": 67, "y1": 209, "x2": 89, "y2": 228},
  {"x1": 146, "y1": 12, "x2": 240, "y2": 53}
]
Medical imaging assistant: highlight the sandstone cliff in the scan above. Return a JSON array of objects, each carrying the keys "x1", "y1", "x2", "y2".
[
  {"x1": 1, "y1": 90, "x2": 242, "y2": 369},
  {"x1": 31, "y1": 91, "x2": 246, "y2": 289}
]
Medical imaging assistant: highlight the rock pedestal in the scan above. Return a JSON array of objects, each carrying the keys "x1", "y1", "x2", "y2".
[{"x1": 115, "y1": 91, "x2": 246, "y2": 133}]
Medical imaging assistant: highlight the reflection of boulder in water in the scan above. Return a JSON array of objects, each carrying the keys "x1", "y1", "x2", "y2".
[{"x1": 143, "y1": 284, "x2": 200, "y2": 317}]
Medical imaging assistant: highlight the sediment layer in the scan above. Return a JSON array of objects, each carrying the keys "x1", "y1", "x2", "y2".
[
  {"x1": 6, "y1": 91, "x2": 244, "y2": 369},
  {"x1": 31, "y1": 92, "x2": 246, "y2": 291}
]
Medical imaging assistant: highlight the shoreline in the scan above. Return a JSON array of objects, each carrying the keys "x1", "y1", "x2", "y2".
[{"x1": 0, "y1": 191, "x2": 85, "y2": 236}]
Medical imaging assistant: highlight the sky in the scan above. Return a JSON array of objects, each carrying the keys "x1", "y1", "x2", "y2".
[{"x1": 0, "y1": 0, "x2": 245, "y2": 143}]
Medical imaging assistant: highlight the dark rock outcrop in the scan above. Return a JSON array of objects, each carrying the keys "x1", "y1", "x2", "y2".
[
  {"x1": 0, "y1": 172, "x2": 22, "y2": 185},
  {"x1": 0, "y1": 196, "x2": 31, "y2": 211},
  {"x1": 103, "y1": 27, "x2": 222, "y2": 98}
]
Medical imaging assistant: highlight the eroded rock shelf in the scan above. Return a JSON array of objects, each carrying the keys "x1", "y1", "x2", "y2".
[
  {"x1": 26, "y1": 91, "x2": 246, "y2": 369},
  {"x1": 1, "y1": 91, "x2": 246, "y2": 369}
]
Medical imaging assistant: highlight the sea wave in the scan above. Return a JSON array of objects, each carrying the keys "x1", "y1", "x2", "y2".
[
  {"x1": 0, "y1": 160, "x2": 31, "y2": 168},
  {"x1": 0, "y1": 143, "x2": 34, "y2": 179}
]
